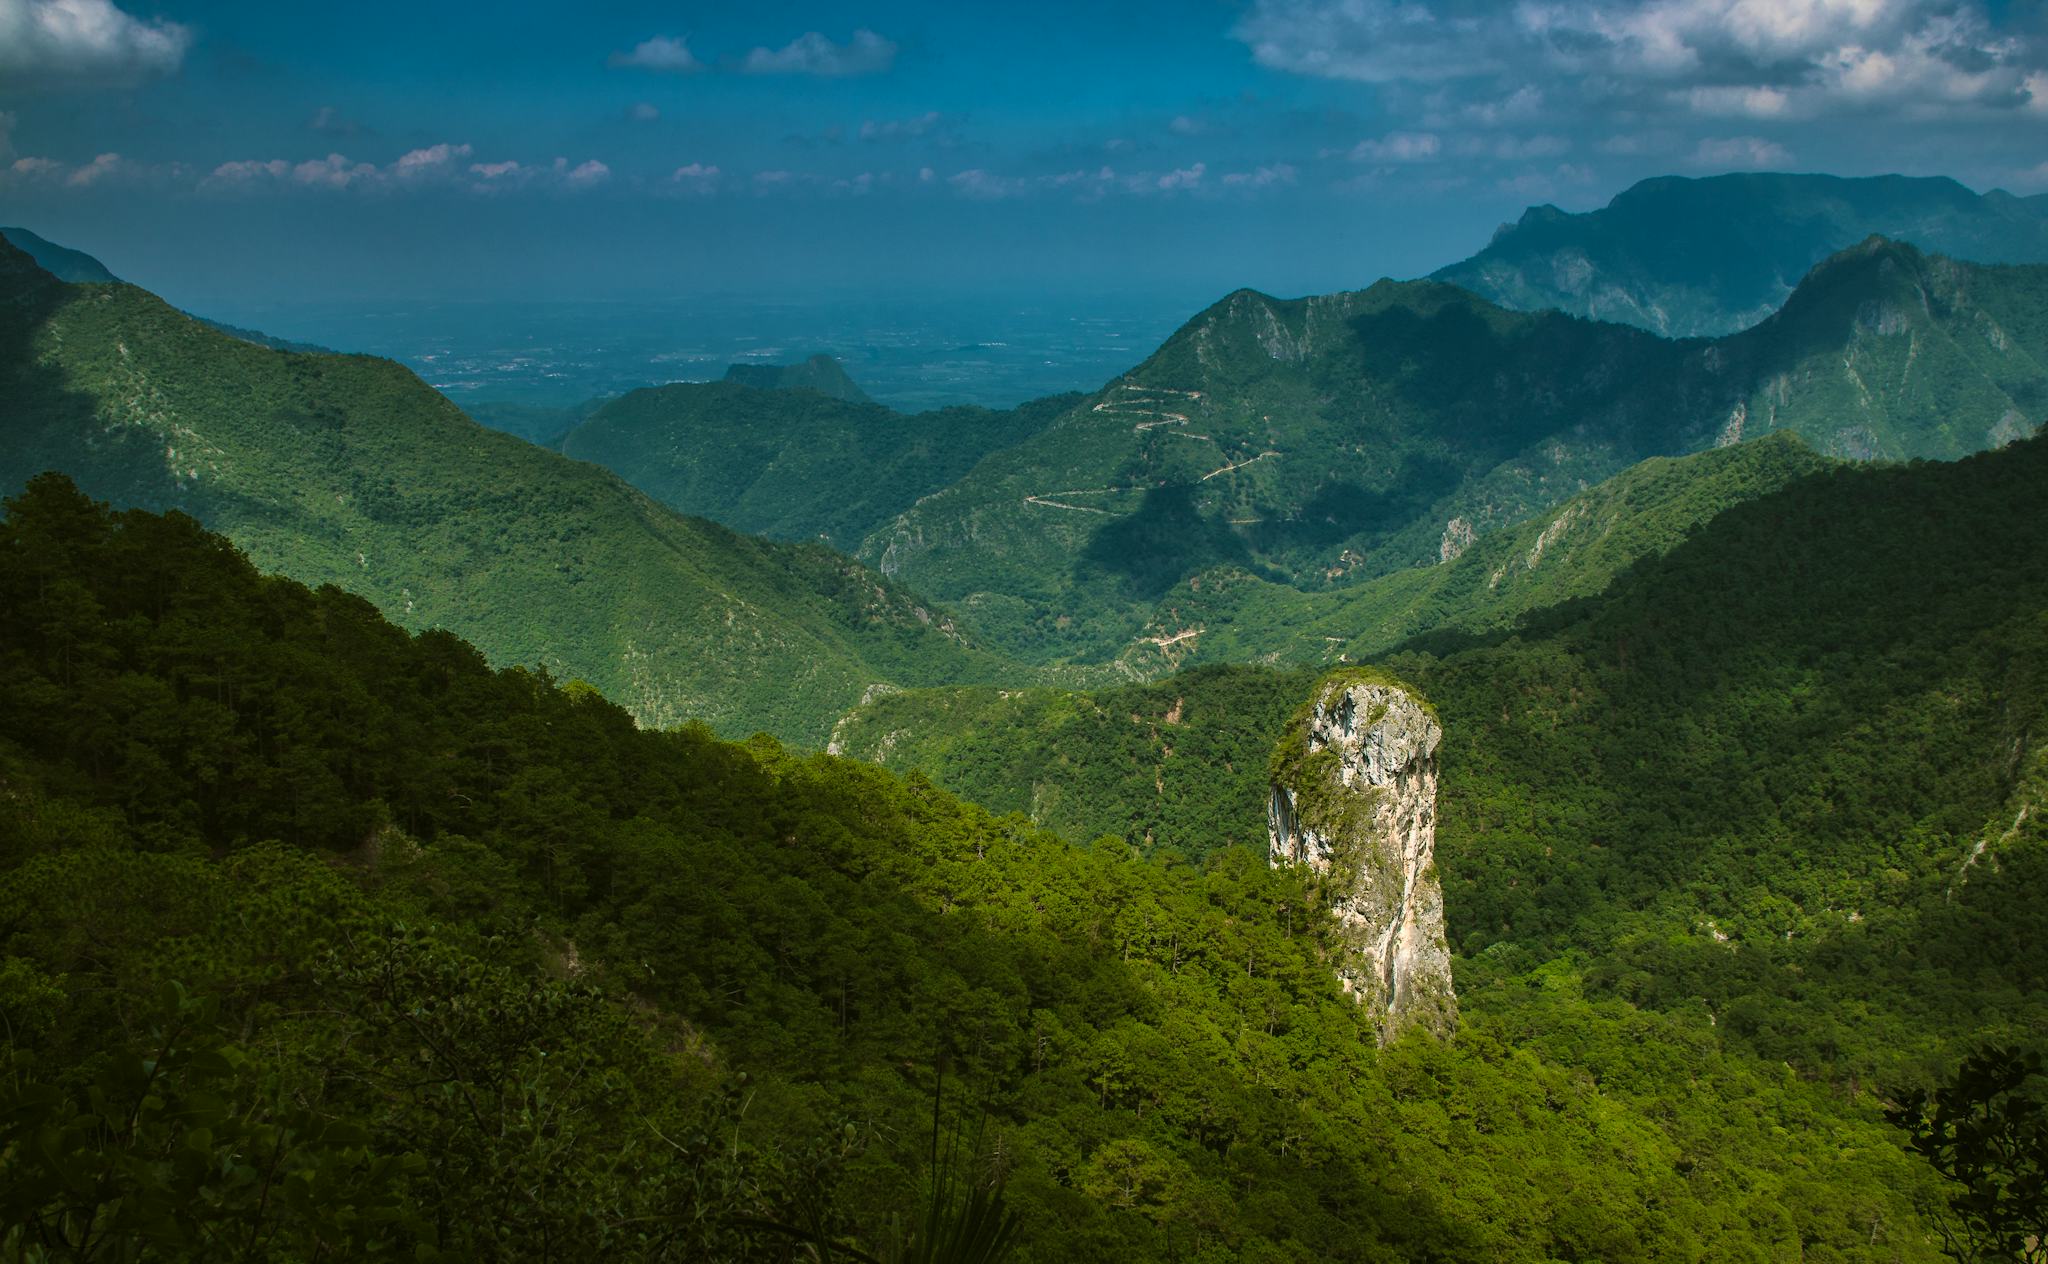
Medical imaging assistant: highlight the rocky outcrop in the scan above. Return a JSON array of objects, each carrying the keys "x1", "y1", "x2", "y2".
[{"x1": 1268, "y1": 676, "x2": 1457, "y2": 1042}]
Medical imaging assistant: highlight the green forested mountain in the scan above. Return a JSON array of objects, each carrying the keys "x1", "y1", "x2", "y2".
[
  {"x1": 1116, "y1": 431, "x2": 1838, "y2": 673},
  {"x1": 561, "y1": 379, "x2": 1074, "y2": 549},
  {"x1": 834, "y1": 428, "x2": 2048, "y2": 1115},
  {"x1": 1434, "y1": 173, "x2": 2048, "y2": 336},
  {"x1": 723, "y1": 352, "x2": 872, "y2": 402},
  {"x1": 830, "y1": 432, "x2": 1840, "y2": 821},
  {"x1": 0, "y1": 226, "x2": 330, "y2": 354},
  {"x1": 0, "y1": 476, "x2": 1972, "y2": 1260},
  {"x1": 0, "y1": 226, "x2": 120, "y2": 284},
  {"x1": 861, "y1": 237, "x2": 2048, "y2": 662},
  {"x1": 0, "y1": 240, "x2": 1014, "y2": 742}
]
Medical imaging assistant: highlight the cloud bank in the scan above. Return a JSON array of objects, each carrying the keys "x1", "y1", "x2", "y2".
[{"x1": 0, "y1": 0, "x2": 191, "y2": 85}]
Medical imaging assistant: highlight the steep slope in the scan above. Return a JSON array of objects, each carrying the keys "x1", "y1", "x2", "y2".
[
  {"x1": 0, "y1": 225, "x2": 120, "y2": 283},
  {"x1": 723, "y1": 352, "x2": 871, "y2": 401},
  {"x1": 863, "y1": 238, "x2": 2048, "y2": 662},
  {"x1": 832, "y1": 434, "x2": 1830, "y2": 835},
  {"x1": 1434, "y1": 172, "x2": 2048, "y2": 336},
  {"x1": 561, "y1": 379, "x2": 1073, "y2": 549},
  {"x1": 841, "y1": 429, "x2": 2048, "y2": 1106},
  {"x1": 0, "y1": 479, "x2": 1953, "y2": 1260},
  {"x1": 0, "y1": 240, "x2": 1011, "y2": 742},
  {"x1": 1121, "y1": 432, "x2": 1838, "y2": 671},
  {"x1": 0, "y1": 225, "x2": 330, "y2": 353},
  {"x1": 1269, "y1": 673, "x2": 1458, "y2": 1042}
]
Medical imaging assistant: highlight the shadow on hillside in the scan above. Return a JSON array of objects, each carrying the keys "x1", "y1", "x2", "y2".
[
  {"x1": 0, "y1": 242, "x2": 187, "y2": 512},
  {"x1": 1340, "y1": 298, "x2": 1685, "y2": 457},
  {"x1": 1383, "y1": 440, "x2": 2048, "y2": 972},
  {"x1": 1243, "y1": 455, "x2": 1465, "y2": 564},
  {"x1": 1076, "y1": 483, "x2": 1263, "y2": 602}
]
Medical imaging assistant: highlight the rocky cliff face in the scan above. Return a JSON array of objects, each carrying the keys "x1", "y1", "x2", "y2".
[{"x1": 1268, "y1": 676, "x2": 1457, "y2": 1042}]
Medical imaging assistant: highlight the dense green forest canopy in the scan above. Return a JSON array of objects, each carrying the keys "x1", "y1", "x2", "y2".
[
  {"x1": 722, "y1": 353, "x2": 872, "y2": 402},
  {"x1": 560, "y1": 379, "x2": 1074, "y2": 551},
  {"x1": 0, "y1": 239, "x2": 1029, "y2": 744},
  {"x1": 840, "y1": 429, "x2": 2048, "y2": 1152},
  {"x1": 0, "y1": 476, "x2": 1994, "y2": 1260}
]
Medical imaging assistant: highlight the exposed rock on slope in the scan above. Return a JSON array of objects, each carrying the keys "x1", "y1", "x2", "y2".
[{"x1": 1268, "y1": 675, "x2": 1457, "y2": 1042}]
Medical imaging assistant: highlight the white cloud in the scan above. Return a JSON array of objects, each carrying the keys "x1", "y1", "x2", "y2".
[
  {"x1": 308, "y1": 105, "x2": 363, "y2": 135},
  {"x1": 392, "y1": 143, "x2": 472, "y2": 178},
  {"x1": 609, "y1": 35, "x2": 702, "y2": 73},
  {"x1": 948, "y1": 168, "x2": 1026, "y2": 200},
  {"x1": 1495, "y1": 162, "x2": 1597, "y2": 197},
  {"x1": 10, "y1": 155, "x2": 59, "y2": 177},
  {"x1": 671, "y1": 162, "x2": 721, "y2": 194},
  {"x1": 559, "y1": 157, "x2": 609, "y2": 187},
  {"x1": 630, "y1": 102, "x2": 661, "y2": 121},
  {"x1": 1686, "y1": 84, "x2": 1792, "y2": 116},
  {"x1": 208, "y1": 158, "x2": 289, "y2": 184},
  {"x1": 64, "y1": 150, "x2": 122, "y2": 186},
  {"x1": 1690, "y1": 134, "x2": 1795, "y2": 167},
  {"x1": 1154, "y1": 161, "x2": 1207, "y2": 191},
  {"x1": 742, "y1": 29, "x2": 896, "y2": 77},
  {"x1": 293, "y1": 153, "x2": 379, "y2": 189},
  {"x1": 1169, "y1": 114, "x2": 1206, "y2": 136},
  {"x1": 204, "y1": 144, "x2": 605, "y2": 196},
  {"x1": 1222, "y1": 162, "x2": 1299, "y2": 188},
  {"x1": 1344, "y1": 131, "x2": 1443, "y2": 162},
  {"x1": 860, "y1": 110, "x2": 942, "y2": 141},
  {"x1": 1238, "y1": 0, "x2": 2047, "y2": 118},
  {"x1": 0, "y1": 0, "x2": 191, "y2": 84},
  {"x1": 1457, "y1": 133, "x2": 1571, "y2": 159},
  {"x1": 1237, "y1": 0, "x2": 1505, "y2": 82}
]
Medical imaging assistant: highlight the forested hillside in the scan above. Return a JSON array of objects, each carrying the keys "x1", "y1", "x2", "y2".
[
  {"x1": 838, "y1": 429, "x2": 2048, "y2": 1118},
  {"x1": 1117, "y1": 432, "x2": 1838, "y2": 673},
  {"x1": 0, "y1": 477, "x2": 1967, "y2": 1260},
  {"x1": 860, "y1": 238, "x2": 2048, "y2": 663},
  {"x1": 561, "y1": 380, "x2": 1073, "y2": 549},
  {"x1": 1435, "y1": 172, "x2": 2048, "y2": 336},
  {"x1": 722, "y1": 352, "x2": 872, "y2": 401},
  {"x1": 0, "y1": 240, "x2": 1018, "y2": 743}
]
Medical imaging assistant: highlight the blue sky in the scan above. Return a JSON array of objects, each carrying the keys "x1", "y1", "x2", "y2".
[{"x1": 2, "y1": 0, "x2": 2046, "y2": 309}]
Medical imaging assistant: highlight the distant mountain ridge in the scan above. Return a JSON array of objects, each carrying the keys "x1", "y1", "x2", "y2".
[
  {"x1": 860, "y1": 236, "x2": 2048, "y2": 663},
  {"x1": 0, "y1": 225, "x2": 330, "y2": 354},
  {"x1": 561, "y1": 380, "x2": 1074, "y2": 550},
  {"x1": 723, "y1": 352, "x2": 871, "y2": 402},
  {"x1": 0, "y1": 237, "x2": 1016, "y2": 742},
  {"x1": 0, "y1": 225, "x2": 119, "y2": 284},
  {"x1": 1433, "y1": 173, "x2": 2048, "y2": 336}
]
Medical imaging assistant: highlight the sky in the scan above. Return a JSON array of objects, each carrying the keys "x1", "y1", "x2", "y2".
[{"x1": 2, "y1": 0, "x2": 2046, "y2": 311}]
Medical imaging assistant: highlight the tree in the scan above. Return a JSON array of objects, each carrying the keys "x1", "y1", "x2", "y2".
[{"x1": 1890, "y1": 1048, "x2": 2048, "y2": 1263}]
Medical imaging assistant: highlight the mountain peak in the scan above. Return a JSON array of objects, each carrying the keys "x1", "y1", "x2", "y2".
[
  {"x1": 0, "y1": 227, "x2": 119, "y2": 285},
  {"x1": 1433, "y1": 172, "x2": 2048, "y2": 337},
  {"x1": 722, "y1": 353, "x2": 870, "y2": 403}
]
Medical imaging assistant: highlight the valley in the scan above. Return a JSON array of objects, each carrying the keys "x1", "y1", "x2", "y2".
[{"x1": 4, "y1": 159, "x2": 2047, "y2": 1262}]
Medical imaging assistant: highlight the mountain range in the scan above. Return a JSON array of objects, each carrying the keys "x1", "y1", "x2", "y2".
[
  {"x1": 558, "y1": 378, "x2": 1075, "y2": 550},
  {"x1": 1435, "y1": 172, "x2": 2048, "y2": 336},
  {"x1": 0, "y1": 237, "x2": 1020, "y2": 742},
  {"x1": 856, "y1": 236, "x2": 2048, "y2": 662},
  {"x1": 8, "y1": 170, "x2": 2048, "y2": 1258}
]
